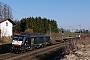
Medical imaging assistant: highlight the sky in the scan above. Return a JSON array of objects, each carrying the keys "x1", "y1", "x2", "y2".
[{"x1": 0, "y1": 0, "x2": 90, "y2": 30}]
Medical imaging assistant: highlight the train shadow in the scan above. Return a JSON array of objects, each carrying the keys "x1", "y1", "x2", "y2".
[{"x1": 0, "y1": 44, "x2": 11, "y2": 54}]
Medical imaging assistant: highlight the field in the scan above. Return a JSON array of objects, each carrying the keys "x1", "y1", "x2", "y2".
[{"x1": 51, "y1": 32, "x2": 88, "y2": 40}]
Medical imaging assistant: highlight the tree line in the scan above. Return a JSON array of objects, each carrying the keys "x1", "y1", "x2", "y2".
[{"x1": 13, "y1": 17, "x2": 59, "y2": 34}]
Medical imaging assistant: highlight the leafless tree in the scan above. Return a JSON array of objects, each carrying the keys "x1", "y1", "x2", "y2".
[
  {"x1": 0, "y1": 2, "x2": 3, "y2": 18},
  {"x1": 0, "y1": 2, "x2": 13, "y2": 19}
]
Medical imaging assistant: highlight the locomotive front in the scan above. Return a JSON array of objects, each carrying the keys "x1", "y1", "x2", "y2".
[{"x1": 11, "y1": 35, "x2": 24, "y2": 53}]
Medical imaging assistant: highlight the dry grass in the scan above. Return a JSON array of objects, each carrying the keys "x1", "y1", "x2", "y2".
[
  {"x1": 0, "y1": 37, "x2": 12, "y2": 44},
  {"x1": 0, "y1": 37, "x2": 11, "y2": 54},
  {"x1": 68, "y1": 35, "x2": 90, "y2": 51},
  {"x1": 50, "y1": 32, "x2": 62, "y2": 40}
]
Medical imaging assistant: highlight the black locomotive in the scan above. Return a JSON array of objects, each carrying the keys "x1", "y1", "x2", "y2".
[{"x1": 11, "y1": 34, "x2": 51, "y2": 53}]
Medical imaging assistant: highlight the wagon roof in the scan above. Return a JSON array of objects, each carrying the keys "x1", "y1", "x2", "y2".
[{"x1": 14, "y1": 34, "x2": 50, "y2": 37}]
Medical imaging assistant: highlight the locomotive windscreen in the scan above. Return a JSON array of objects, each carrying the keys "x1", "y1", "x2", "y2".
[{"x1": 13, "y1": 35, "x2": 24, "y2": 41}]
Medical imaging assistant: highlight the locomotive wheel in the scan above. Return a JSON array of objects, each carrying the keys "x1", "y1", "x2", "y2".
[
  {"x1": 30, "y1": 47, "x2": 35, "y2": 50},
  {"x1": 41, "y1": 45, "x2": 44, "y2": 48}
]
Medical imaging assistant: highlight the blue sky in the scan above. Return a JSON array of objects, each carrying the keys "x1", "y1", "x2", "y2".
[{"x1": 0, "y1": 0, "x2": 90, "y2": 30}]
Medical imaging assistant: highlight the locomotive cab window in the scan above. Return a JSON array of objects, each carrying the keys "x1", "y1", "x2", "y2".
[
  {"x1": 19, "y1": 37, "x2": 24, "y2": 41},
  {"x1": 13, "y1": 36, "x2": 24, "y2": 41}
]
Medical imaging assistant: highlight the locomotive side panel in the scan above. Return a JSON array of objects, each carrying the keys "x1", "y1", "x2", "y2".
[{"x1": 23, "y1": 37, "x2": 31, "y2": 50}]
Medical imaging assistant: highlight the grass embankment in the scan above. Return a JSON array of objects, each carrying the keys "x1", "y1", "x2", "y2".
[
  {"x1": 0, "y1": 38, "x2": 12, "y2": 54},
  {"x1": 0, "y1": 44, "x2": 11, "y2": 54}
]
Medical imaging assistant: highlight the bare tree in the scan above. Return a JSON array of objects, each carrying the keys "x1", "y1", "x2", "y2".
[
  {"x1": 0, "y1": 2, "x2": 3, "y2": 18},
  {"x1": 0, "y1": 2, "x2": 13, "y2": 19}
]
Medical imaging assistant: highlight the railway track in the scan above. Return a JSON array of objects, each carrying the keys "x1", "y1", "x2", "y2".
[{"x1": 0, "y1": 39, "x2": 70, "y2": 60}]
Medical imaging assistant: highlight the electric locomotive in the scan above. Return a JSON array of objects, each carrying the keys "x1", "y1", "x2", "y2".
[{"x1": 11, "y1": 34, "x2": 51, "y2": 53}]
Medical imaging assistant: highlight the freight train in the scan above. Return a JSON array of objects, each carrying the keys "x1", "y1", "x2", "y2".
[{"x1": 10, "y1": 34, "x2": 51, "y2": 53}]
